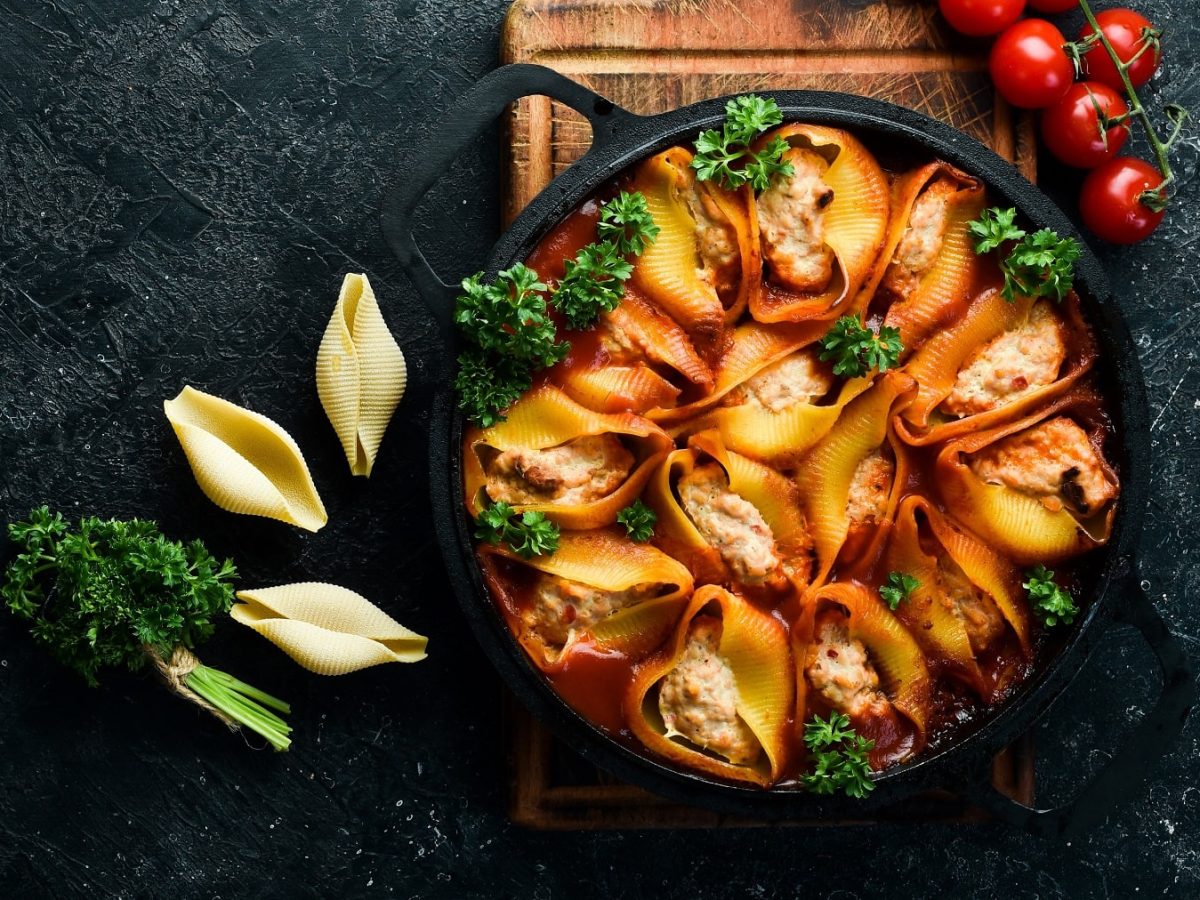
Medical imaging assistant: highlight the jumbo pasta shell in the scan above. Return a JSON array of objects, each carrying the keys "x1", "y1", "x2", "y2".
[
  {"x1": 602, "y1": 286, "x2": 714, "y2": 390},
  {"x1": 794, "y1": 371, "x2": 916, "y2": 583},
  {"x1": 479, "y1": 529, "x2": 694, "y2": 671},
  {"x1": 897, "y1": 291, "x2": 1097, "y2": 447},
  {"x1": 935, "y1": 387, "x2": 1118, "y2": 563},
  {"x1": 625, "y1": 585, "x2": 794, "y2": 786},
  {"x1": 750, "y1": 124, "x2": 890, "y2": 323},
  {"x1": 462, "y1": 384, "x2": 673, "y2": 530},
  {"x1": 877, "y1": 162, "x2": 985, "y2": 354},
  {"x1": 232, "y1": 582, "x2": 427, "y2": 675},
  {"x1": 164, "y1": 386, "x2": 327, "y2": 532},
  {"x1": 560, "y1": 364, "x2": 681, "y2": 415},
  {"x1": 316, "y1": 273, "x2": 407, "y2": 477}
]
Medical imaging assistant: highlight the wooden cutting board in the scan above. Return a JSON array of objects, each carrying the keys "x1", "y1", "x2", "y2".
[{"x1": 498, "y1": 0, "x2": 1037, "y2": 829}]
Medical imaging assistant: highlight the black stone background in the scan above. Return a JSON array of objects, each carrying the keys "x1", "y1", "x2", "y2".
[{"x1": 1, "y1": 1, "x2": 1198, "y2": 897}]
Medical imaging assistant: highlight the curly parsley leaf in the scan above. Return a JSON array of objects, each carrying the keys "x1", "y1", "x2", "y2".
[
  {"x1": 616, "y1": 500, "x2": 657, "y2": 542},
  {"x1": 1002, "y1": 229, "x2": 1082, "y2": 303},
  {"x1": 880, "y1": 571, "x2": 920, "y2": 611},
  {"x1": 1023, "y1": 564, "x2": 1079, "y2": 627},
  {"x1": 970, "y1": 207, "x2": 1081, "y2": 303},
  {"x1": 474, "y1": 501, "x2": 560, "y2": 560},
  {"x1": 551, "y1": 240, "x2": 634, "y2": 330},
  {"x1": 453, "y1": 347, "x2": 532, "y2": 427},
  {"x1": 818, "y1": 316, "x2": 903, "y2": 377},
  {"x1": 597, "y1": 191, "x2": 660, "y2": 256},
  {"x1": 453, "y1": 264, "x2": 567, "y2": 368},
  {"x1": 801, "y1": 712, "x2": 876, "y2": 799},
  {"x1": 691, "y1": 94, "x2": 794, "y2": 191},
  {"x1": 969, "y1": 206, "x2": 1026, "y2": 254},
  {"x1": 2, "y1": 508, "x2": 237, "y2": 687}
]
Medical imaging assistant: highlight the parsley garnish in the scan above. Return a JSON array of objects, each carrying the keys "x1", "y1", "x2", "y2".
[
  {"x1": 801, "y1": 712, "x2": 876, "y2": 799},
  {"x1": 818, "y1": 316, "x2": 903, "y2": 377},
  {"x1": 2, "y1": 508, "x2": 292, "y2": 750},
  {"x1": 969, "y1": 207, "x2": 1082, "y2": 303},
  {"x1": 452, "y1": 263, "x2": 568, "y2": 426},
  {"x1": 1023, "y1": 564, "x2": 1079, "y2": 627},
  {"x1": 552, "y1": 240, "x2": 634, "y2": 330},
  {"x1": 691, "y1": 95, "x2": 794, "y2": 191},
  {"x1": 880, "y1": 571, "x2": 919, "y2": 611},
  {"x1": 475, "y1": 501, "x2": 561, "y2": 559},
  {"x1": 616, "y1": 500, "x2": 657, "y2": 542},
  {"x1": 597, "y1": 191, "x2": 660, "y2": 256}
]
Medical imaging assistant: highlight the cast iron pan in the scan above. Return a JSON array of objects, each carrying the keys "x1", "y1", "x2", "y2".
[{"x1": 381, "y1": 64, "x2": 1194, "y2": 836}]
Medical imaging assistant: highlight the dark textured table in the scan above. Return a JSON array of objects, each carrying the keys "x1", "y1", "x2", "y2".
[{"x1": 1, "y1": 1, "x2": 1198, "y2": 897}]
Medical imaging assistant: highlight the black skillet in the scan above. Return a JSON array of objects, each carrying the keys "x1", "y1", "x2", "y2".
[{"x1": 381, "y1": 63, "x2": 1194, "y2": 836}]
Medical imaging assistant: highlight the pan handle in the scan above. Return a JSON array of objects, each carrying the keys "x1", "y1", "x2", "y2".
[
  {"x1": 380, "y1": 64, "x2": 636, "y2": 337},
  {"x1": 962, "y1": 577, "x2": 1194, "y2": 837}
]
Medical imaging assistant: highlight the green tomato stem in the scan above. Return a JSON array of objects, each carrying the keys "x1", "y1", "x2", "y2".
[{"x1": 1076, "y1": 0, "x2": 1175, "y2": 197}]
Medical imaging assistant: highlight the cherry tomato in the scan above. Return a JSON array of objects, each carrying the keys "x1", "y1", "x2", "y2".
[
  {"x1": 990, "y1": 20, "x2": 1075, "y2": 109},
  {"x1": 1041, "y1": 82, "x2": 1130, "y2": 168},
  {"x1": 1079, "y1": 9, "x2": 1161, "y2": 90},
  {"x1": 1079, "y1": 157, "x2": 1165, "y2": 244},
  {"x1": 1028, "y1": 0, "x2": 1077, "y2": 12},
  {"x1": 939, "y1": 0, "x2": 1025, "y2": 37}
]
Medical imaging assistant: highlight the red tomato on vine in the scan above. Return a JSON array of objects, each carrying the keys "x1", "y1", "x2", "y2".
[
  {"x1": 1079, "y1": 158, "x2": 1166, "y2": 244},
  {"x1": 1041, "y1": 82, "x2": 1130, "y2": 168},
  {"x1": 938, "y1": 0, "x2": 1025, "y2": 37},
  {"x1": 1079, "y1": 9, "x2": 1162, "y2": 90},
  {"x1": 990, "y1": 20, "x2": 1075, "y2": 109}
]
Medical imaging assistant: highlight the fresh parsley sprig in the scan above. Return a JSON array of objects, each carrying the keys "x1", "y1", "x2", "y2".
[
  {"x1": 597, "y1": 191, "x2": 660, "y2": 256},
  {"x1": 3, "y1": 508, "x2": 292, "y2": 750},
  {"x1": 880, "y1": 572, "x2": 919, "y2": 611},
  {"x1": 616, "y1": 500, "x2": 657, "y2": 543},
  {"x1": 969, "y1": 207, "x2": 1082, "y2": 303},
  {"x1": 551, "y1": 193, "x2": 658, "y2": 330},
  {"x1": 454, "y1": 263, "x2": 566, "y2": 367},
  {"x1": 691, "y1": 95, "x2": 794, "y2": 191},
  {"x1": 801, "y1": 712, "x2": 876, "y2": 799},
  {"x1": 475, "y1": 501, "x2": 561, "y2": 560},
  {"x1": 452, "y1": 348, "x2": 532, "y2": 429},
  {"x1": 818, "y1": 316, "x2": 903, "y2": 378},
  {"x1": 1023, "y1": 564, "x2": 1079, "y2": 627}
]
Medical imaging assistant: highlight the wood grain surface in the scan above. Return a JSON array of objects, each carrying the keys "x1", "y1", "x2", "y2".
[{"x1": 499, "y1": 0, "x2": 1038, "y2": 829}]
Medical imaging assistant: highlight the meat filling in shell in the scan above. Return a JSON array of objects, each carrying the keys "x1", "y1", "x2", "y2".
[
  {"x1": 757, "y1": 147, "x2": 836, "y2": 293},
  {"x1": 806, "y1": 617, "x2": 890, "y2": 718},
  {"x1": 938, "y1": 557, "x2": 1006, "y2": 653},
  {"x1": 524, "y1": 574, "x2": 659, "y2": 649},
  {"x1": 658, "y1": 616, "x2": 761, "y2": 766},
  {"x1": 968, "y1": 416, "x2": 1116, "y2": 515},
  {"x1": 941, "y1": 302, "x2": 1067, "y2": 419},
  {"x1": 723, "y1": 350, "x2": 834, "y2": 413},
  {"x1": 687, "y1": 186, "x2": 740, "y2": 301},
  {"x1": 881, "y1": 178, "x2": 957, "y2": 298},
  {"x1": 846, "y1": 449, "x2": 894, "y2": 526},
  {"x1": 677, "y1": 463, "x2": 782, "y2": 584},
  {"x1": 485, "y1": 434, "x2": 635, "y2": 507}
]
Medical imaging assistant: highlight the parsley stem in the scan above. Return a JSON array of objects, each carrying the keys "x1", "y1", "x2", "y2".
[
  {"x1": 185, "y1": 664, "x2": 292, "y2": 751},
  {"x1": 1075, "y1": 0, "x2": 1175, "y2": 196}
]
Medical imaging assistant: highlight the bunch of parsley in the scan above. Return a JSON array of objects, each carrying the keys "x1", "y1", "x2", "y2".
[
  {"x1": 474, "y1": 501, "x2": 561, "y2": 560},
  {"x1": 1024, "y1": 564, "x2": 1079, "y2": 627},
  {"x1": 818, "y1": 316, "x2": 903, "y2": 378},
  {"x1": 692, "y1": 95, "x2": 794, "y2": 191},
  {"x1": 969, "y1": 207, "x2": 1082, "y2": 303},
  {"x1": 3, "y1": 508, "x2": 292, "y2": 750},
  {"x1": 616, "y1": 500, "x2": 657, "y2": 543},
  {"x1": 801, "y1": 712, "x2": 876, "y2": 798}
]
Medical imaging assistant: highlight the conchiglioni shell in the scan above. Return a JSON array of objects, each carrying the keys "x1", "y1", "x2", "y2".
[
  {"x1": 625, "y1": 585, "x2": 794, "y2": 786},
  {"x1": 164, "y1": 385, "x2": 327, "y2": 532},
  {"x1": 795, "y1": 371, "x2": 917, "y2": 583},
  {"x1": 703, "y1": 181, "x2": 761, "y2": 324},
  {"x1": 750, "y1": 124, "x2": 890, "y2": 323},
  {"x1": 316, "y1": 273, "x2": 407, "y2": 477},
  {"x1": 896, "y1": 291, "x2": 1097, "y2": 447},
  {"x1": 560, "y1": 364, "x2": 681, "y2": 415},
  {"x1": 481, "y1": 529, "x2": 694, "y2": 670},
  {"x1": 603, "y1": 286, "x2": 714, "y2": 390},
  {"x1": 646, "y1": 430, "x2": 813, "y2": 591},
  {"x1": 649, "y1": 319, "x2": 828, "y2": 425},
  {"x1": 924, "y1": 501, "x2": 1032, "y2": 659},
  {"x1": 630, "y1": 148, "x2": 726, "y2": 344},
  {"x1": 885, "y1": 496, "x2": 988, "y2": 697},
  {"x1": 878, "y1": 163, "x2": 985, "y2": 354},
  {"x1": 463, "y1": 384, "x2": 673, "y2": 530},
  {"x1": 232, "y1": 582, "x2": 427, "y2": 675},
  {"x1": 810, "y1": 582, "x2": 932, "y2": 740},
  {"x1": 935, "y1": 387, "x2": 1118, "y2": 564}
]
